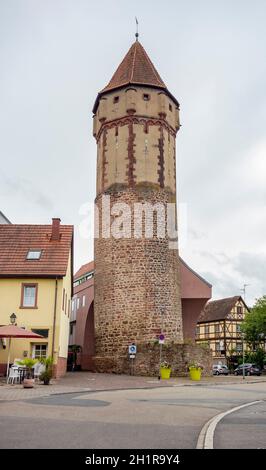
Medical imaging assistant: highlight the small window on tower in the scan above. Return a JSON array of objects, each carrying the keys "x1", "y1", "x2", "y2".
[
  {"x1": 113, "y1": 96, "x2": 119, "y2": 104},
  {"x1": 143, "y1": 94, "x2": 150, "y2": 101},
  {"x1": 169, "y1": 104, "x2": 173, "y2": 112}
]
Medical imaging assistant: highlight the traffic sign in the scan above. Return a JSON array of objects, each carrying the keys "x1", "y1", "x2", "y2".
[
  {"x1": 128, "y1": 344, "x2": 137, "y2": 355},
  {"x1": 159, "y1": 334, "x2": 165, "y2": 344}
]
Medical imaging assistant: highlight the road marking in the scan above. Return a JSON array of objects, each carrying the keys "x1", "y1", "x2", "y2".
[{"x1": 196, "y1": 400, "x2": 263, "y2": 449}]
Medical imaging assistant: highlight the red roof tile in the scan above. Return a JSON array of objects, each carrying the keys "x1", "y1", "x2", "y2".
[
  {"x1": 74, "y1": 261, "x2": 94, "y2": 280},
  {"x1": 93, "y1": 40, "x2": 179, "y2": 113},
  {"x1": 0, "y1": 224, "x2": 73, "y2": 277},
  {"x1": 198, "y1": 296, "x2": 249, "y2": 323},
  {"x1": 101, "y1": 41, "x2": 166, "y2": 93}
]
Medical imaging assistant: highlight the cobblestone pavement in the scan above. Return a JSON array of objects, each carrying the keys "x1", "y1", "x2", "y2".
[{"x1": 0, "y1": 371, "x2": 265, "y2": 401}]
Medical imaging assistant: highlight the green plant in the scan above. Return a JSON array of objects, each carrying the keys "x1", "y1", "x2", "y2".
[
  {"x1": 17, "y1": 358, "x2": 38, "y2": 379},
  {"x1": 17, "y1": 358, "x2": 38, "y2": 368},
  {"x1": 40, "y1": 356, "x2": 53, "y2": 371},
  {"x1": 188, "y1": 362, "x2": 204, "y2": 371},
  {"x1": 39, "y1": 369, "x2": 52, "y2": 385},
  {"x1": 160, "y1": 361, "x2": 171, "y2": 369},
  {"x1": 241, "y1": 295, "x2": 266, "y2": 349},
  {"x1": 39, "y1": 356, "x2": 53, "y2": 384}
]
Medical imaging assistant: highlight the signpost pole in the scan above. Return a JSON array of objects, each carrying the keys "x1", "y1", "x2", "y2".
[
  {"x1": 128, "y1": 344, "x2": 137, "y2": 376},
  {"x1": 242, "y1": 336, "x2": 245, "y2": 380},
  {"x1": 158, "y1": 342, "x2": 162, "y2": 380},
  {"x1": 158, "y1": 334, "x2": 165, "y2": 380}
]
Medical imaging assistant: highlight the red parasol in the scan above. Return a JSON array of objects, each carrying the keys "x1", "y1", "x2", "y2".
[{"x1": 0, "y1": 325, "x2": 44, "y2": 382}]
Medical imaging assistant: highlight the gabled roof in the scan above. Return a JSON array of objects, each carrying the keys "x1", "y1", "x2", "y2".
[
  {"x1": 93, "y1": 40, "x2": 179, "y2": 113},
  {"x1": 0, "y1": 223, "x2": 73, "y2": 278},
  {"x1": 74, "y1": 261, "x2": 94, "y2": 281},
  {"x1": 198, "y1": 296, "x2": 249, "y2": 323}
]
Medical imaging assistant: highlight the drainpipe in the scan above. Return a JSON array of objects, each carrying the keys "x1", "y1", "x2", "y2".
[{"x1": 51, "y1": 278, "x2": 58, "y2": 364}]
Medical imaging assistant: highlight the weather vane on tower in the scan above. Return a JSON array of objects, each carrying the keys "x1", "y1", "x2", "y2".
[{"x1": 135, "y1": 17, "x2": 139, "y2": 41}]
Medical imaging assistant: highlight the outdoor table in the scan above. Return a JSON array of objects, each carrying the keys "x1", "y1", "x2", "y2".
[{"x1": 17, "y1": 367, "x2": 28, "y2": 384}]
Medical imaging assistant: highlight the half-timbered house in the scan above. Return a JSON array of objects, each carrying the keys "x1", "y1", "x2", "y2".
[{"x1": 196, "y1": 296, "x2": 250, "y2": 364}]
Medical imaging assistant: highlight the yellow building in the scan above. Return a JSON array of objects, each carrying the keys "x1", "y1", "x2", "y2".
[
  {"x1": 196, "y1": 296, "x2": 250, "y2": 365},
  {"x1": 0, "y1": 218, "x2": 73, "y2": 378}
]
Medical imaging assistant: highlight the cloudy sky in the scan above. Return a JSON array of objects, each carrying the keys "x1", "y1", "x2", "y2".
[{"x1": 0, "y1": 0, "x2": 265, "y2": 306}]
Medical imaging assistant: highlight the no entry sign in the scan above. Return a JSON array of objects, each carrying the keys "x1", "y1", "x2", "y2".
[{"x1": 159, "y1": 334, "x2": 165, "y2": 344}]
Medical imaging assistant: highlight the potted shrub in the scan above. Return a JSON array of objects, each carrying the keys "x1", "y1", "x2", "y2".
[
  {"x1": 39, "y1": 356, "x2": 53, "y2": 385},
  {"x1": 160, "y1": 361, "x2": 171, "y2": 379},
  {"x1": 188, "y1": 362, "x2": 203, "y2": 381},
  {"x1": 17, "y1": 358, "x2": 38, "y2": 388},
  {"x1": 39, "y1": 369, "x2": 52, "y2": 385}
]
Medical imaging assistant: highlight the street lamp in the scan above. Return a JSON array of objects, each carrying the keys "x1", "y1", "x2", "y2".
[
  {"x1": 242, "y1": 333, "x2": 245, "y2": 380},
  {"x1": 10, "y1": 313, "x2": 17, "y2": 325}
]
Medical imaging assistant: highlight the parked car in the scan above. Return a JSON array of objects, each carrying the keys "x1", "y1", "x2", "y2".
[
  {"x1": 234, "y1": 363, "x2": 261, "y2": 376},
  {"x1": 212, "y1": 365, "x2": 229, "y2": 375}
]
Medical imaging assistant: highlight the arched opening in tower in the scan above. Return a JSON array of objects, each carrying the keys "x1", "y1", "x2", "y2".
[{"x1": 81, "y1": 301, "x2": 95, "y2": 371}]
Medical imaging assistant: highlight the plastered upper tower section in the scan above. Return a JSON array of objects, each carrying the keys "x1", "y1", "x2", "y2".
[{"x1": 92, "y1": 40, "x2": 180, "y2": 197}]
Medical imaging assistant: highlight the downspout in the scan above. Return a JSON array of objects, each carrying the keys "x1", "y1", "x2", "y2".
[{"x1": 51, "y1": 277, "x2": 58, "y2": 364}]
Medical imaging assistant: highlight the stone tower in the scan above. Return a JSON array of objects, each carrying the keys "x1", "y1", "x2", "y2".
[{"x1": 92, "y1": 38, "x2": 183, "y2": 371}]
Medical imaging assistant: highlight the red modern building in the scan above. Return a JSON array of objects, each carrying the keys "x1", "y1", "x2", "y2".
[{"x1": 69, "y1": 259, "x2": 212, "y2": 370}]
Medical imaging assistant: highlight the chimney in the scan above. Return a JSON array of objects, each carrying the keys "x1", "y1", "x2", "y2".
[{"x1": 51, "y1": 218, "x2": 61, "y2": 241}]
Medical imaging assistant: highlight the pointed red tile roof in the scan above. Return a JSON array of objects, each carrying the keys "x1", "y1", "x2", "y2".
[
  {"x1": 93, "y1": 40, "x2": 179, "y2": 113},
  {"x1": 101, "y1": 41, "x2": 166, "y2": 93}
]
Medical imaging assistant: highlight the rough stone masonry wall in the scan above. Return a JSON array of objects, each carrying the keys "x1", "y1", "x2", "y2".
[
  {"x1": 94, "y1": 184, "x2": 183, "y2": 368},
  {"x1": 94, "y1": 342, "x2": 213, "y2": 377}
]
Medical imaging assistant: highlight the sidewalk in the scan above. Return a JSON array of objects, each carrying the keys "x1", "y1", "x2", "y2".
[{"x1": 1, "y1": 371, "x2": 266, "y2": 401}]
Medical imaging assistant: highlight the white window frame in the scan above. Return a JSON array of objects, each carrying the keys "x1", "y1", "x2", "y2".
[
  {"x1": 27, "y1": 250, "x2": 42, "y2": 260},
  {"x1": 32, "y1": 344, "x2": 47, "y2": 359},
  {"x1": 22, "y1": 285, "x2": 37, "y2": 307}
]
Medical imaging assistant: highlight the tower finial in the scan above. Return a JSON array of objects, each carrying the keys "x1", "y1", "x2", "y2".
[{"x1": 135, "y1": 17, "x2": 139, "y2": 41}]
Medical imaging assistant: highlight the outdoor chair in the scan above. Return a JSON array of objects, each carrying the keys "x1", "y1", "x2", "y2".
[
  {"x1": 13, "y1": 358, "x2": 22, "y2": 365},
  {"x1": 7, "y1": 366, "x2": 20, "y2": 385},
  {"x1": 33, "y1": 362, "x2": 45, "y2": 380}
]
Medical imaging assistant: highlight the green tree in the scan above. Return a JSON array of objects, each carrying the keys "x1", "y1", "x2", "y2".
[
  {"x1": 244, "y1": 348, "x2": 265, "y2": 369},
  {"x1": 241, "y1": 295, "x2": 266, "y2": 350}
]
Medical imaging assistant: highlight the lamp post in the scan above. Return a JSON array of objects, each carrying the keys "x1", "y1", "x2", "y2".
[
  {"x1": 6, "y1": 313, "x2": 17, "y2": 383},
  {"x1": 10, "y1": 313, "x2": 17, "y2": 325},
  {"x1": 242, "y1": 333, "x2": 245, "y2": 380}
]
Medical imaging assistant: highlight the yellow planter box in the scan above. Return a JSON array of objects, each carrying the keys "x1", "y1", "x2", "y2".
[
  {"x1": 189, "y1": 368, "x2": 201, "y2": 381},
  {"x1": 160, "y1": 367, "x2": 171, "y2": 379}
]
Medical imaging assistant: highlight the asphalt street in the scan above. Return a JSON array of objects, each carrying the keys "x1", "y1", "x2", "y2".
[
  {"x1": 0, "y1": 381, "x2": 265, "y2": 449},
  {"x1": 214, "y1": 400, "x2": 266, "y2": 449}
]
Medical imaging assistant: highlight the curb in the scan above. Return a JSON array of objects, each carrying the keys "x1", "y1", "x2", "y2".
[{"x1": 196, "y1": 400, "x2": 263, "y2": 449}]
